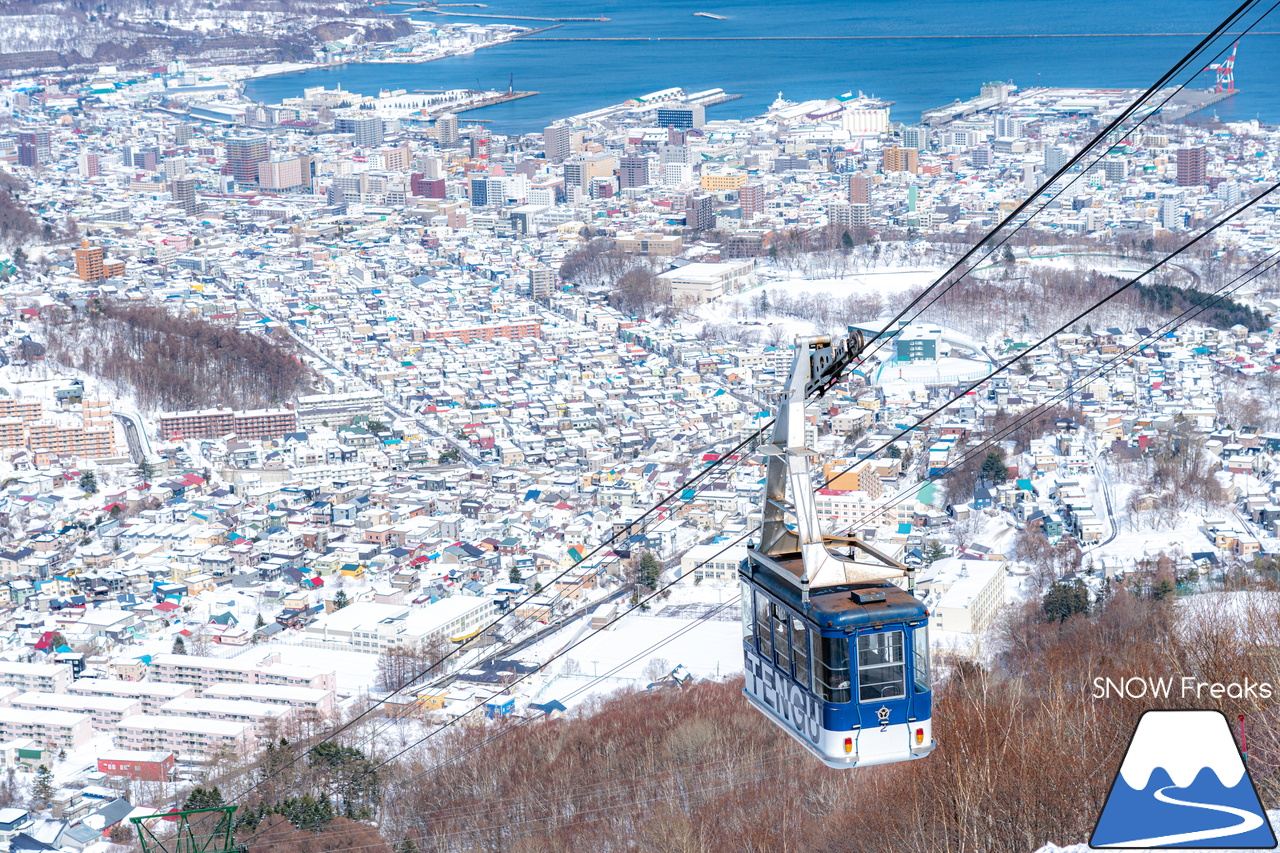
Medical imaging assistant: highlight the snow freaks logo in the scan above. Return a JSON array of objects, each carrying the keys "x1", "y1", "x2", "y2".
[{"x1": 1091, "y1": 710, "x2": 1277, "y2": 849}]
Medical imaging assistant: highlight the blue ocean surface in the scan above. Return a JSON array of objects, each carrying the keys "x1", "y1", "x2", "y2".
[
  {"x1": 243, "y1": 0, "x2": 1280, "y2": 132},
  {"x1": 1092, "y1": 766, "x2": 1277, "y2": 848}
]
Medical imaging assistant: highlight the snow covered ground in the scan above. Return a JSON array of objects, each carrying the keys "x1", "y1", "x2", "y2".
[
  {"x1": 517, "y1": 580, "x2": 744, "y2": 709},
  {"x1": 753, "y1": 267, "x2": 940, "y2": 300}
]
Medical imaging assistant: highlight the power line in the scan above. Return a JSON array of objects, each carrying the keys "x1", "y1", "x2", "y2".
[
  {"x1": 224, "y1": 0, "x2": 1271, "y2": 818},
  {"x1": 817, "y1": 181, "x2": 1280, "y2": 494}
]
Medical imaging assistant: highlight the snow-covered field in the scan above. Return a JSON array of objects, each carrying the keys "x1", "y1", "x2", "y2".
[{"x1": 755, "y1": 267, "x2": 940, "y2": 300}]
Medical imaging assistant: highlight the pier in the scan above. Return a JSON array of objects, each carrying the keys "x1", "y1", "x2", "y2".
[
  {"x1": 451, "y1": 90, "x2": 538, "y2": 112},
  {"x1": 1161, "y1": 87, "x2": 1236, "y2": 120}
]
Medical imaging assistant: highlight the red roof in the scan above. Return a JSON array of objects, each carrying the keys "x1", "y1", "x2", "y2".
[{"x1": 154, "y1": 601, "x2": 180, "y2": 613}]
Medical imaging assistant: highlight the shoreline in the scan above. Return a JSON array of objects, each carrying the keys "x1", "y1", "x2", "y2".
[{"x1": 242, "y1": 23, "x2": 555, "y2": 85}]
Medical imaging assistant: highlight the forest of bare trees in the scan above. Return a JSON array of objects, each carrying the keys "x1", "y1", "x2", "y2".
[
  {"x1": 0, "y1": 172, "x2": 41, "y2": 252},
  {"x1": 41, "y1": 303, "x2": 314, "y2": 412},
  {"x1": 317, "y1": 587, "x2": 1280, "y2": 853}
]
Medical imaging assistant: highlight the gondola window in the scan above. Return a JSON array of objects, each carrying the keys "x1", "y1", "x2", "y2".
[{"x1": 857, "y1": 631, "x2": 905, "y2": 702}]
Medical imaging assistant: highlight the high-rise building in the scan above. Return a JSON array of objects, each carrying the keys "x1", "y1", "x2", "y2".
[
  {"x1": 848, "y1": 172, "x2": 869, "y2": 204},
  {"x1": 619, "y1": 154, "x2": 650, "y2": 189},
  {"x1": 828, "y1": 202, "x2": 872, "y2": 228},
  {"x1": 74, "y1": 240, "x2": 104, "y2": 282},
  {"x1": 170, "y1": 176, "x2": 199, "y2": 212},
  {"x1": 738, "y1": 183, "x2": 764, "y2": 218},
  {"x1": 351, "y1": 115, "x2": 384, "y2": 148},
  {"x1": 1159, "y1": 196, "x2": 1180, "y2": 229},
  {"x1": 882, "y1": 146, "x2": 918, "y2": 174},
  {"x1": 436, "y1": 113, "x2": 459, "y2": 145},
  {"x1": 225, "y1": 134, "x2": 270, "y2": 185},
  {"x1": 900, "y1": 126, "x2": 926, "y2": 150},
  {"x1": 74, "y1": 241, "x2": 122, "y2": 281},
  {"x1": 1043, "y1": 145, "x2": 1069, "y2": 174},
  {"x1": 659, "y1": 143, "x2": 694, "y2": 167},
  {"x1": 993, "y1": 115, "x2": 1025, "y2": 138},
  {"x1": 258, "y1": 157, "x2": 303, "y2": 192},
  {"x1": 687, "y1": 193, "x2": 714, "y2": 231},
  {"x1": 563, "y1": 154, "x2": 616, "y2": 188},
  {"x1": 543, "y1": 124, "x2": 584, "y2": 162},
  {"x1": 411, "y1": 173, "x2": 446, "y2": 199},
  {"x1": 16, "y1": 129, "x2": 51, "y2": 168},
  {"x1": 972, "y1": 145, "x2": 993, "y2": 169},
  {"x1": 529, "y1": 266, "x2": 555, "y2": 301},
  {"x1": 485, "y1": 176, "x2": 508, "y2": 207},
  {"x1": 1103, "y1": 158, "x2": 1128, "y2": 183},
  {"x1": 1176, "y1": 146, "x2": 1207, "y2": 187},
  {"x1": 174, "y1": 124, "x2": 192, "y2": 146},
  {"x1": 77, "y1": 152, "x2": 101, "y2": 178},
  {"x1": 655, "y1": 104, "x2": 705, "y2": 130},
  {"x1": 469, "y1": 175, "x2": 490, "y2": 207}
]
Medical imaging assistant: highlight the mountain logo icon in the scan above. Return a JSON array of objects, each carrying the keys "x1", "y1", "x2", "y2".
[{"x1": 1092, "y1": 710, "x2": 1276, "y2": 849}]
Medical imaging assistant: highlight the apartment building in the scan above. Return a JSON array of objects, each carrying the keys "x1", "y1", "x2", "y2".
[
  {"x1": 202, "y1": 684, "x2": 336, "y2": 717},
  {"x1": 295, "y1": 391, "x2": 386, "y2": 430},
  {"x1": 114, "y1": 714, "x2": 252, "y2": 763},
  {"x1": 420, "y1": 321, "x2": 543, "y2": 345},
  {"x1": 11, "y1": 692, "x2": 143, "y2": 732},
  {"x1": 158, "y1": 407, "x2": 299, "y2": 441},
  {"x1": 69, "y1": 679, "x2": 196, "y2": 713},
  {"x1": 0, "y1": 707, "x2": 92, "y2": 750},
  {"x1": 148, "y1": 653, "x2": 336, "y2": 692},
  {"x1": 158, "y1": 697, "x2": 292, "y2": 736},
  {"x1": 0, "y1": 661, "x2": 73, "y2": 694}
]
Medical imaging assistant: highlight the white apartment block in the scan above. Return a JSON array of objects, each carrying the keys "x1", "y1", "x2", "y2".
[
  {"x1": 69, "y1": 679, "x2": 196, "y2": 713},
  {"x1": 933, "y1": 561, "x2": 1008, "y2": 636},
  {"x1": 0, "y1": 708, "x2": 92, "y2": 750},
  {"x1": 202, "y1": 684, "x2": 336, "y2": 717},
  {"x1": 305, "y1": 597, "x2": 500, "y2": 650},
  {"x1": 148, "y1": 654, "x2": 336, "y2": 693},
  {"x1": 0, "y1": 661, "x2": 72, "y2": 694},
  {"x1": 115, "y1": 714, "x2": 252, "y2": 763},
  {"x1": 679, "y1": 543, "x2": 748, "y2": 582},
  {"x1": 815, "y1": 488, "x2": 912, "y2": 529},
  {"x1": 11, "y1": 692, "x2": 143, "y2": 732},
  {"x1": 158, "y1": 698, "x2": 292, "y2": 737}
]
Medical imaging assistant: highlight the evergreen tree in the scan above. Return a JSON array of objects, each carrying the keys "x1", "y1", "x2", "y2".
[
  {"x1": 136, "y1": 459, "x2": 156, "y2": 482},
  {"x1": 182, "y1": 786, "x2": 225, "y2": 811},
  {"x1": 637, "y1": 552, "x2": 662, "y2": 590},
  {"x1": 981, "y1": 449, "x2": 1009, "y2": 484},
  {"x1": 31, "y1": 765, "x2": 54, "y2": 809},
  {"x1": 254, "y1": 612, "x2": 265, "y2": 629},
  {"x1": 924, "y1": 540, "x2": 947, "y2": 565},
  {"x1": 77, "y1": 471, "x2": 97, "y2": 493},
  {"x1": 508, "y1": 566, "x2": 523, "y2": 585},
  {"x1": 172, "y1": 635, "x2": 186, "y2": 654},
  {"x1": 1042, "y1": 579, "x2": 1089, "y2": 623},
  {"x1": 333, "y1": 589, "x2": 350, "y2": 610}
]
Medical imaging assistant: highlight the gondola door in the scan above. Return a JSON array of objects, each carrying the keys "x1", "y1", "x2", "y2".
[{"x1": 852, "y1": 627, "x2": 913, "y2": 763}]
